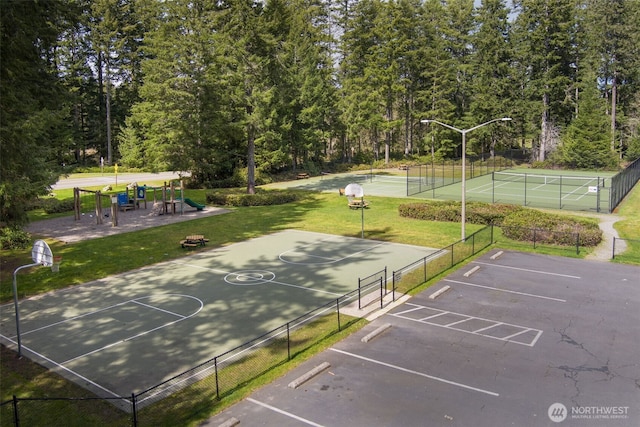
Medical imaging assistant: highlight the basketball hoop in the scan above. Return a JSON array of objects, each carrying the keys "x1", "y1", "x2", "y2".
[
  {"x1": 13, "y1": 240, "x2": 56, "y2": 356},
  {"x1": 345, "y1": 183, "x2": 365, "y2": 238}
]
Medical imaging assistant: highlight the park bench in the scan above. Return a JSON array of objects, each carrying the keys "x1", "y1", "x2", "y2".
[{"x1": 296, "y1": 172, "x2": 310, "y2": 179}]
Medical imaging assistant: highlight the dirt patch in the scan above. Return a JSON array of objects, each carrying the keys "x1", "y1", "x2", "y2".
[{"x1": 26, "y1": 204, "x2": 230, "y2": 243}]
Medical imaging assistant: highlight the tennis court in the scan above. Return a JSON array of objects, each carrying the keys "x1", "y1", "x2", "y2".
[
  {"x1": 266, "y1": 168, "x2": 618, "y2": 213},
  {"x1": 0, "y1": 230, "x2": 437, "y2": 404},
  {"x1": 266, "y1": 171, "x2": 412, "y2": 198}
]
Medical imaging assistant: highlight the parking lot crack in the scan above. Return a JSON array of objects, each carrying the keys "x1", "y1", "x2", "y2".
[
  {"x1": 551, "y1": 322, "x2": 621, "y2": 399},
  {"x1": 555, "y1": 321, "x2": 597, "y2": 358}
]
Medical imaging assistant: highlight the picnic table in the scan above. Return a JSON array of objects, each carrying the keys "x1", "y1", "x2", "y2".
[
  {"x1": 348, "y1": 199, "x2": 369, "y2": 209},
  {"x1": 296, "y1": 172, "x2": 310, "y2": 179},
  {"x1": 180, "y1": 235, "x2": 208, "y2": 248}
]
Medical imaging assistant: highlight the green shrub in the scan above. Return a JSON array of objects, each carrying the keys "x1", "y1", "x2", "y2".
[
  {"x1": 398, "y1": 201, "x2": 522, "y2": 225},
  {"x1": 206, "y1": 190, "x2": 302, "y2": 206},
  {"x1": 0, "y1": 227, "x2": 32, "y2": 250},
  {"x1": 42, "y1": 199, "x2": 75, "y2": 214},
  {"x1": 501, "y1": 210, "x2": 602, "y2": 246},
  {"x1": 398, "y1": 201, "x2": 602, "y2": 247}
]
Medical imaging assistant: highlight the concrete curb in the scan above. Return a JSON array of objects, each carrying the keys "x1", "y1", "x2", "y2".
[{"x1": 288, "y1": 362, "x2": 331, "y2": 389}]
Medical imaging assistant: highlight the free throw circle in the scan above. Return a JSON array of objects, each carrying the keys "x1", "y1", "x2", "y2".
[{"x1": 224, "y1": 270, "x2": 276, "y2": 286}]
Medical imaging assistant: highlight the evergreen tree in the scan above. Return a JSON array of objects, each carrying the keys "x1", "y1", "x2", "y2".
[
  {"x1": 583, "y1": 0, "x2": 640, "y2": 155},
  {"x1": 0, "y1": 0, "x2": 74, "y2": 225},
  {"x1": 469, "y1": 0, "x2": 514, "y2": 157},
  {"x1": 338, "y1": 0, "x2": 384, "y2": 161},
  {"x1": 416, "y1": 0, "x2": 458, "y2": 158},
  {"x1": 559, "y1": 70, "x2": 617, "y2": 168},
  {"x1": 121, "y1": 0, "x2": 232, "y2": 181},
  {"x1": 512, "y1": 0, "x2": 577, "y2": 161}
]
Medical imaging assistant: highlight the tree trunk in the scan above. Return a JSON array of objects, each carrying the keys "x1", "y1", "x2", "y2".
[
  {"x1": 247, "y1": 121, "x2": 256, "y2": 195},
  {"x1": 539, "y1": 91, "x2": 549, "y2": 162},
  {"x1": 105, "y1": 72, "x2": 113, "y2": 165},
  {"x1": 610, "y1": 71, "x2": 617, "y2": 152}
]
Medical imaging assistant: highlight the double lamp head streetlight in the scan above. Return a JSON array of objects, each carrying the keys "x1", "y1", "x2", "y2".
[{"x1": 420, "y1": 117, "x2": 512, "y2": 241}]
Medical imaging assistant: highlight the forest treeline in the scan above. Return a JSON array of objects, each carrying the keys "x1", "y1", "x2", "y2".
[{"x1": 1, "y1": 0, "x2": 639, "y2": 225}]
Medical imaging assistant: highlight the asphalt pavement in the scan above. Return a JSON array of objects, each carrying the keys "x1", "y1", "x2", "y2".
[{"x1": 52, "y1": 171, "x2": 189, "y2": 190}]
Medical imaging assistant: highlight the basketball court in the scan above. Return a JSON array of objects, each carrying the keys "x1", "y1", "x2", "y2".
[
  {"x1": 0, "y1": 230, "x2": 438, "y2": 405},
  {"x1": 204, "y1": 250, "x2": 640, "y2": 427}
]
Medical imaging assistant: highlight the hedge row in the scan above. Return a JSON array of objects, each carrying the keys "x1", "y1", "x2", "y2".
[
  {"x1": 398, "y1": 201, "x2": 523, "y2": 225},
  {"x1": 206, "y1": 189, "x2": 302, "y2": 207},
  {"x1": 29, "y1": 198, "x2": 75, "y2": 214},
  {"x1": 0, "y1": 227, "x2": 32, "y2": 250},
  {"x1": 398, "y1": 201, "x2": 602, "y2": 247},
  {"x1": 501, "y1": 210, "x2": 602, "y2": 246}
]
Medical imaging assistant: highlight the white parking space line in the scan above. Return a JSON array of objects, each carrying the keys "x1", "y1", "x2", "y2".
[
  {"x1": 420, "y1": 312, "x2": 449, "y2": 320},
  {"x1": 247, "y1": 398, "x2": 325, "y2": 426},
  {"x1": 445, "y1": 317, "x2": 473, "y2": 327},
  {"x1": 471, "y1": 261, "x2": 581, "y2": 279},
  {"x1": 392, "y1": 306, "x2": 424, "y2": 316},
  {"x1": 443, "y1": 279, "x2": 567, "y2": 303},
  {"x1": 391, "y1": 303, "x2": 543, "y2": 347},
  {"x1": 330, "y1": 348, "x2": 499, "y2": 397}
]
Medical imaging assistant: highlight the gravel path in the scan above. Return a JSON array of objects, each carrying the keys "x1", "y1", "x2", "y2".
[{"x1": 585, "y1": 214, "x2": 626, "y2": 261}]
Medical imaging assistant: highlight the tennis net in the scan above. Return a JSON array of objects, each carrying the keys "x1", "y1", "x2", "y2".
[{"x1": 493, "y1": 172, "x2": 605, "y2": 188}]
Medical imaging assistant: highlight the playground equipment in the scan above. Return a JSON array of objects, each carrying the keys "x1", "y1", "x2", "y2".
[
  {"x1": 74, "y1": 184, "x2": 149, "y2": 227},
  {"x1": 161, "y1": 180, "x2": 204, "y2": 213},
  {"x1": 72, "y1": 180, "x2": 202, "y2": 227},
  {"x1": 74, "y1": 187, "x2": 116, "y2": 226}
]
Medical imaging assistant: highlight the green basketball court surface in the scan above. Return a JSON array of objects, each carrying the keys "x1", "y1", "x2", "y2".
[{"x1": 0, "y1": 230, "x2": 437, "y2": 403}]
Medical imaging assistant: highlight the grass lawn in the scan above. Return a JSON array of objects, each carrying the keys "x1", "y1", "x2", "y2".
[{"x1": 1, "y1": 180, "x2": 639, "y2": 426}]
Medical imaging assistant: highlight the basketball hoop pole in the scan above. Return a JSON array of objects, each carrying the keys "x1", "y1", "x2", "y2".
[
  {"x1": 12, "y1": 263, "x2": 41, "y2": 357},
  {"x1": 12, "y1": 239, "x2": 54, "y2": 357},
  {"x1": 360, "y1": 196, "x2": 364, "y2": 238}
]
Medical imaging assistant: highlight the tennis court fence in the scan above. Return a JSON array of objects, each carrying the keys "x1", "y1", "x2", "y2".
[
  {"x1": 0, "y1": 223, "x2": 620, "y2": 426},
  {"x1": 610, "y1": 156, "x2": 640, "y2": 212},
  {"x1": 407, "y1": 148, "x2": 529, "y2": 196},
  {"x1": 490, "y1": 171, "x2": 609, "y2": 213}
]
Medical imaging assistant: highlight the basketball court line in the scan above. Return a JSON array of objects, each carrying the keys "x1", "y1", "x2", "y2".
[
  {"x1": 1, "y1": 334, "x2": 125, "y2": 400},
  {"x1": 442, "y1": 279, "x2": 567, "y2": 302},
  {"x1": 471, "y1": 261, "x2": 581, "y2": 279},
  {"x1": 390, "y1": 303, "x2": 543, "y2": 347},
  {"x1": 1, "y1": 230, "x2": 440, "y2": 404},
  {"x1": 136, "y1": 298, "x2": 348, "y2": 406},
  {"x1": 172, "y1": 261, "x2": 344, "y2": 296},
  {"x1": 329, "y1": 348, "x2": 500, "y2": 396},
  {"x1": 8, "y1": 295, "x2": 204, "y2": 366},
  {"x1": 279, "y1": 241, "x2": 386, "y2": 265}
]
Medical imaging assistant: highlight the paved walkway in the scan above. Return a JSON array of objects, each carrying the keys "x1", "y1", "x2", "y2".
[{"x1": 27, "y1": 205, "x2": 229, "y2": 243}]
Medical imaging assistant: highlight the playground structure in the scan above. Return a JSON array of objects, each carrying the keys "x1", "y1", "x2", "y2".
[
  {"x1": 73, "y1": 180, "x2": 205, "y2": 227},
  {"x1": 73, "y1": 188, "x2": 118, "y2": 226},
  {"x1": 162, "y1": 180, "x2": 205, "y2": 214}
]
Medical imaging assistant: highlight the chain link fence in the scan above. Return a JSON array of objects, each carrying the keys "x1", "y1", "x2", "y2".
[{"x1": 407, "y1": 149, "x2": 529, "y2": 196}]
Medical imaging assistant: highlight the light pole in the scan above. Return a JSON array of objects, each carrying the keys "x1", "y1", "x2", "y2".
[{"x1": 421, "y1": 118, "x2": 512, "y2": 241}]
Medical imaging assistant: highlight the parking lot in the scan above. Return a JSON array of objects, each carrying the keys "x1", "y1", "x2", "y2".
[{"x1": 204, "y1": 250, "x2": 639, "y2": 427}]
